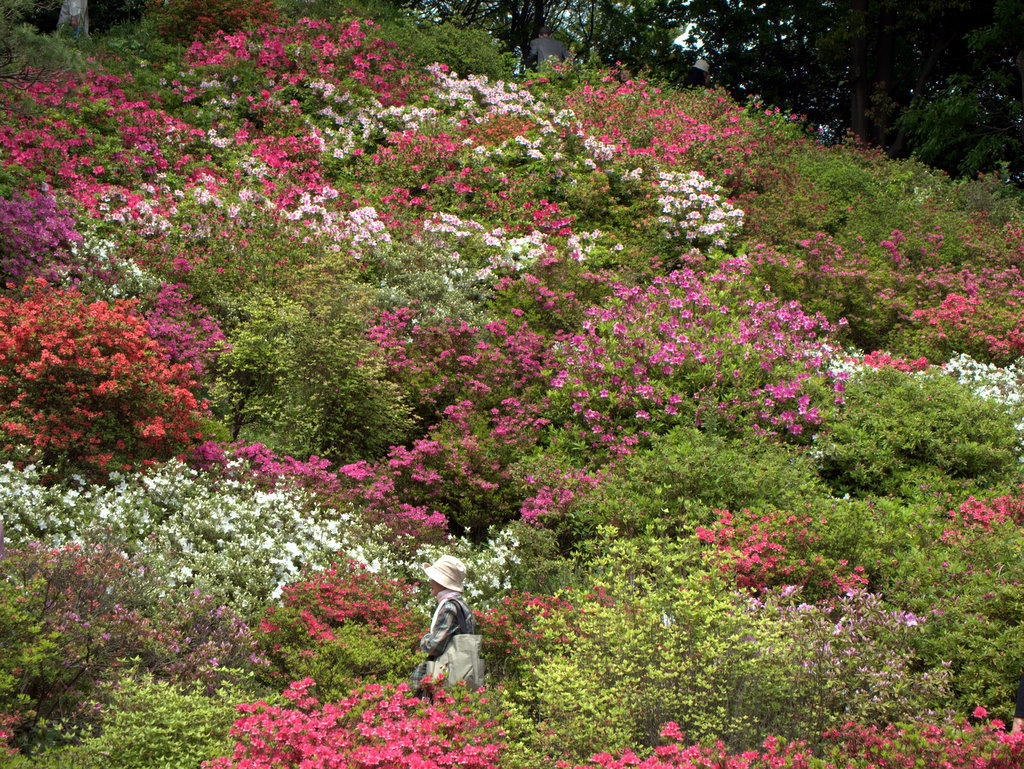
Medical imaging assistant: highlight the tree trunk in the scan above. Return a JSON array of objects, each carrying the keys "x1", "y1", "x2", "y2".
[
  {"x1": 849, "y1": 0, "x2": 870, "y2": 140},
  {"x1": 1017, "y1": 49, "x2": 1024, "y2": 117},
  {"x1": 871, "y1": 3, "x2": 896, "y2": 145}
]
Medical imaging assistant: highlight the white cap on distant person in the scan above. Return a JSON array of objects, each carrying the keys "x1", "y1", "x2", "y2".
[
  {"x1": 695, "y1": 58, "x2": 710, "y2": 72},
  {"x1": 423, "y1": 555, "x2": 466, "y2": 592}
]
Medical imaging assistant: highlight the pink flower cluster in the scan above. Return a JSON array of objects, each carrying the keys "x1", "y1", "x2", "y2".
[{"x1": 205, "y1": 678, "x2": 503, "y2": 769}]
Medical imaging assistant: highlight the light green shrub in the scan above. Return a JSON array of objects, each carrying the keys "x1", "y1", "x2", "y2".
[
  {"x1": 501, "y1": 536, "x2": 768, "y2": 763},
  {"x1": 211, "y1": 285, "x2": 414, "y2": 463},
  {"x1": 500, "y1": 533, "x2": 954, "y2": 764},
  {"x1": 71, "y1": 673, "x2": 263, "y2": 769}
]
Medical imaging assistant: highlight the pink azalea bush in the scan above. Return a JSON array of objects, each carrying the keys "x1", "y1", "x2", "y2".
[{"x1": 204, "y1": 678, "x2": 504, "y2": 769}]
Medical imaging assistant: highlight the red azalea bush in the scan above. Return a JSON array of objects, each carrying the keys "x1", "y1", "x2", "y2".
[
  {"x1": 818, "y1": 719, "x2": 1024, "y2": 769},
  {"x1": 206, "y1": 677, "x2": 503, "y2": 769},
  {"x1": 0, "y1": 279, "x2": 207, "y2": 479},
  {"x1": 256, "y1": 561, "x2": 426, "y2": 700},
  {"x1": 476, "y1": 590, "x2": 577, "y2": 680},
  {"x1": 696, "y1": 508, "x2": 868, "y2": 597},
  {"x1": 147, "y1": 0, "x2": 281, "y2": 44}
]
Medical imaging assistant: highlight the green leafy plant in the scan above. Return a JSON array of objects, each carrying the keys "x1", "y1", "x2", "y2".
[{"x1": 817, "y1": 367, "x2": 1024, "y2": 499}]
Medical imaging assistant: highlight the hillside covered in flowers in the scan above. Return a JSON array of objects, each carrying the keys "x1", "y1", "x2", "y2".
[{"x1": 3, "y1": 8, "x2": 1024, "y2": 769}]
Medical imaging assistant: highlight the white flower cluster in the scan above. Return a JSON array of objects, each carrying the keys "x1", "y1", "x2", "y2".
[
  {"x1": 655, "y1": 170, "x2": 745, "y2": 249},
  {"x1": 427, "y1": 66, "x2": 540, "y2": 118},
  {"x1": 421, "y1": 211, "x2": 553, "y2": 280},
  {"x1": 943, "y1": 353, "x2": 1024, "y2": 409},
  {"x1": 0, "y1": 461, "x2": 356, "y2": 618}
]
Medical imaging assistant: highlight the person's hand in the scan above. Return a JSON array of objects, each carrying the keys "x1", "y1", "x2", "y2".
[
  {"x1": 70, "y1": 15, "x2": 80, "y2": 30},
  {"x1": 1013, "y1": 716, "x2": 1024, "y2": 733}
]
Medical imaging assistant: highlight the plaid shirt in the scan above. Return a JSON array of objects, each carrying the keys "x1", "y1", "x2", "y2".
[{"x1": 409, "y1": 595, "x2": 474, "y2": 690}]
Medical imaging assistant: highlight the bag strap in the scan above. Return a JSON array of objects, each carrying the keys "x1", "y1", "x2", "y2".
[{"x1": 448, "y1": 597, "x2": 473, "y2": 635}]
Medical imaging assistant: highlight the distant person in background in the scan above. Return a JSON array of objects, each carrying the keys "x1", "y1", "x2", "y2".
[
  {"x1": 682, "y1": 58, "x2": 710, "y2": 88},
  {"x1": 1013, "y1": 670, "x2": 1024, "y2": 732},
  {"x1": 58, "y1": 0, "x2": 89, "y2": 38},
  {"x1": 528, "y1": 26, "x2": 569, "y2": 69}
]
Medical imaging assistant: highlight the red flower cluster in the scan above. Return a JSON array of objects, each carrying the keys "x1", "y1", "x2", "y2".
[
  {"x1": 206, "y1": 678, "x2": 504, "y2": 768},
  {"x1": 0, "y1": 279, "x2": 206, "y2": 479}
]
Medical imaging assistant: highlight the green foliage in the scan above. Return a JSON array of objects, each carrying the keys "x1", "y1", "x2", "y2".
[
  {"x1": 68, "y1": 673, "x2": 262, "y2": 769},
  {"x1": 566, "y1": 426, "x2": 826, "y2": 539},
  {"x1": 261, "y1": 624, "x2": 421, "y2": 703},
  {"x1": 381, "y1": 19, "x2": 515, "y2": 80},
  {"x1": 817, "y1": 367, "x2": 1023, "y2": 499},
  {"x1": 877, "y1": 497, "x2": 1024, "y2": 714},
  {"x1": 211, "y1": 285, "x2": 414, "y2": 462},
  {"x1": 501, "y1": 536, "x2": 764, "y2": 763}
]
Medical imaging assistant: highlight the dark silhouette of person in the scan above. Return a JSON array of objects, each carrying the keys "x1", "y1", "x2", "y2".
[
  {"x1": 528, "y1": 26, "x2": 569, "y2": 69},
  {"x1": 682, "y1": 58, "x2": 711, "y2": 88}
]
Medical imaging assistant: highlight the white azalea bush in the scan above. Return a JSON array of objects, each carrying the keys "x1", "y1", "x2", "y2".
[
  {"x1": 0, "y1": 461, "x2": 356, "y2": 618},
  {"x1": 655, "y1": 170, "x2": 745, "y2": 249}
]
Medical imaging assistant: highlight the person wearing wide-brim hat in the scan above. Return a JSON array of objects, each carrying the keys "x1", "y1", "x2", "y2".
[
  {"x1": 682, "y1": 58, "x2": 711, "y2": 88},
  {"x1": 409, "y1": 555, "x2": 475, "y2": 696}
]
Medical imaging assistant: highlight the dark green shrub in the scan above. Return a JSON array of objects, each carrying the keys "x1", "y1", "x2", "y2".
[
  {"x1": 876, "y1": 492, "x2": 1024, "y2": 714},
  {"x1": 562, "y1": 426, "x2": 826, "y2": 540},
  {"x1": 145, "y1": 0, "x2": 280, "y2": 44},
  {"x1": 381, "y1": 20, "x2": 515, "y2": 80},
  {"x1": 817, "y1": 367, "x2": 1023, "y2": 499}
]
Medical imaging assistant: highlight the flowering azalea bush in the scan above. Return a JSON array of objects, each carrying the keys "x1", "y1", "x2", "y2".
[
  {"x1": 205, "y1": 678, "x2": 504, "y2": 769},
  {"x1": 0, "y1": 192, "x2": 82, "y2": 287},
  {"x1": 256, "y1": 561, "x2": 425, "y2": 700},
  {"x1": 0, "y1": 280, "x2": 206, "y2": 480}
]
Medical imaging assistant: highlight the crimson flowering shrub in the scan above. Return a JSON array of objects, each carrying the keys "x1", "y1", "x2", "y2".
[
  {"x1": 696, "y1": 508, "x2": 868, "y2": 597},
  {"x1": 256, "y1": 561, "x2": 425, "y2": 701},
  {"x1": 206, "y1": 677, "x2": 504, "y2": 768},
  {"x1": 565, "y1": 720, "x2": 1024, "y2": 769},
  {"x1": 146, "y1": 0, "x2": 281, "y2": 44},
  {"x1": 566, "y1": 723, "x2": 815, "y2": 769},
  {"x1": 0, "y1": 192, "x2": 81, "y2": 287},
  {"x1": 818, "y1": 719, "x2": 1024, "y2": 769},
  {"x1": 0, "y1": 280, "x2": 207, "y2": 480}
]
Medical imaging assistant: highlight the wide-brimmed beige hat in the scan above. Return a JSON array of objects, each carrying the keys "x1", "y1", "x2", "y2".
[{"x1": 422, "y1": 555, "x2": 466, "y2": 592}]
